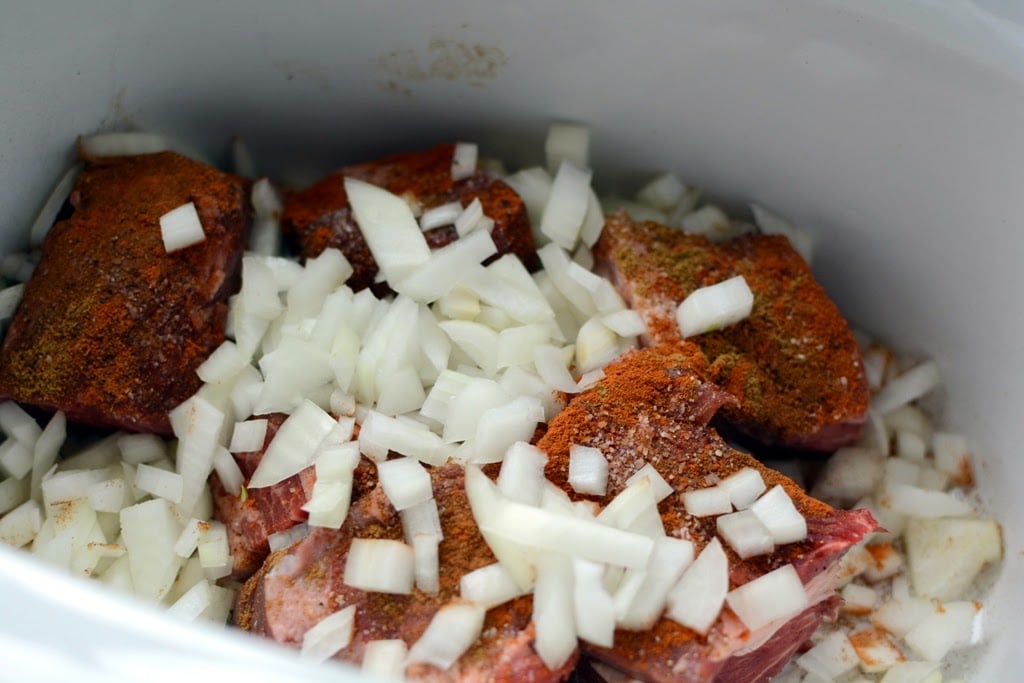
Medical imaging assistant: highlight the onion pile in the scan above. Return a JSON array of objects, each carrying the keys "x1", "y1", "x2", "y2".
[{"x1": 0, "y1": 128, "x2": 1004, "y2": 682}]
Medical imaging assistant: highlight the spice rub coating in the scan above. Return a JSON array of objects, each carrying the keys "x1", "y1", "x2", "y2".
[
  {"x1": 537, "y1": 348, "x2": 877, "y2": 682},
  {"x1": 593, "y1": 213, "x2": 869, "y2": 452},
  {"x1": 282, "y1": 143, "x2": 536, "y2": 291},
  {"x1": 0, "y1": 152, "x2": 249, "y2": 436},
  {"x1": 236, "y1": 464, "x2": 575, "y2": 682}
]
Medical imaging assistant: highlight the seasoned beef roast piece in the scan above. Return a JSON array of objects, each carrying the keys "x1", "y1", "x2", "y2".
[
  {"x1": 236, "y1": 464, "x2": 576, "y2": 682},
  {"x1": 282, "y1": 143, "x2": 535, "y2": 291},
  {"x1": 537, "y1": 348, "x2": 877, "y2": 682},
  {"x1": 0, "y1": 152, "x2": 249, "y2": 436},
  {"x1": 211, "y1": 414, "x2": 378, "y2": 582},
  {"x1": 592, "y1": 213, "x2": 869, "y2": 451}
]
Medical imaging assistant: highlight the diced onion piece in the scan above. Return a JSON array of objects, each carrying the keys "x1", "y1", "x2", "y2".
[
  {"x1": 267, "y1": 523, "x2": 310, "y2": 553},
  {"x1": 575, "y1": 317, "x2": 620, "y2": 374},
  {"x1": 0, "y1": 401, "x2": 42, "y2": 445},
  {"x1": 196, "y1": 340, "x2": 248, "y2": 384},
  {"x1": 532, "y1": 552, "x2": 578, "y2": 671},
  {"x1": 119, "y1": 498, "x2": 184, "y2": 602},
  {"x1": 481, "y1": 490, "x2": 654, "y2": 568},
  {"x1": 665, "y1": 537, "x2": 728, "y2": 635},
  {"x1": 725, "y1": 564, "x2": 809, "y2": 632},
  {"x1": 572, "y1": 558, "x2": 615, "y2": 647},
  {"x1": 504, "y1": 166, "x2": 552, "y2": 232},
  {"x1": 412, "y1": 534, "x2": 441, "y2": 594},
  {"x1": 877, "y1": 661, "x2": 942, "y2": 683},
  {"x1": 0, "y1": 439, "x2": 32, "y2": 480},
  {"x1": 301, "y1": 605, "x2": 356, "y2": 663},
  {"x1": 887, "y1": 484, "x2": 973, "y2": 518},
  {"x1": 636, "y1": 172, "x2": 685, "y2": 211},
  {"x1": 717, "y1": 509, "x2": 774, "y2": 559},
  {"x1": 568, "y1": 445, "x2": 608, "y2": 497},
  {"x1": 359, "y1": 410, "x2": 448, "y2": 466},
  {"x1": 718, "y1": 467, "x2": 766, "y2": 510},
  {"x1": 459, "y1": 563, "x2": 527, "y2": 609},
  {"x1": 167, "y1": 579, "x2": 213, "y2": 621},
  {"x1": 134, "y1": 463, "x2": 184, "y2": 504},
  {"x1": 540, "y1": 161, "x2": 593, "y2": 250},
  {"x1": 625, "y1": 464, "x2": 673, "y2": 503},
  {"x1": 676, "y1": 275, "x2": 754, "y2": 338},
  {"x1": 903, "y1": 517, "x2": 1002, "y2": 601},
  {"x1": 533, "y1": 343, "x2": 580, "y2": 394},
  {"x1": 749, "y1": 485, "x2": 807, "y2": 544},
  {"x1": 229, "y1": 419, "x2": 268, "y2": 454},
  {"x1": 33, "y1": 412, "x2": 66, "y2": 497},
  {"x1": 303, "y1": 478, "x2": 354, "y2": 530},
  {"x1": 596, "y1": 478, "x2": 664, "y2": 538},
  {"x1": 170, "y1": 396, "x2": 225, "y2": 517},
  {"x1": 377, "y1": 457, "x2": 433, "y2": 511},
  {"x1": 0, "y1": 499, "x2": 41, "y2": 547},
  {"x1": 795, "y1": 631, "x2": 859, "y2": 680},
  {"x1": 345, "y1": 177, "x2": 431, "y2": 283},
  {"x1": 0, "y1": 284, "x2": 24, "y2": 321},
  {"x1": 344, "y1": 538, "x2": 415, "y2": 594},
  {"x1": 464, "y1": 467, "x2": 537, "y2": 591},
  {"x1": 601, "y1": 309, "x2": 647, "y2": 338},
  {"x1": 496, "y1": 442, "x2": 548, "y2": 506},
  {"x1": 841, "y1": 583, "x2": 879, "y2": 615},
  {"x1": 116, "y1": 432, "x2": 165, "y2": 465},
  {"x1": 617, "y1": 537, "x2": 695, "y2": 631},
  {"x1": 248, "y1": 401, "x2": 336, "y2": 488},
  {"x1": 871, "y1": 360, "x2": 941, "y2": 416},
  {"x1": 902, "y1": 600, "x2": 980, "y2": 662},
  {"x1": 0, "y1": 476, "x2": 29, "y2": 515},
  {"x1": 173, "y1": 518, "x2": 207, "y2": 558},
  {"x1": 683, "y1": 486, "x2": 732, "y2": 517},
  {"x1": 932, "y1": 432, "x2": 972, "y2": 485},
  {"x1": 811, "y1": 447, "x2": 885, "y2": 508},
  {"x1": 469, "y1": 397, "x2": 545, "y2": 465},
  {"x1": 209, "y1": 447, "x2": 243, "y2": 498},
  {"x1": 862, "y1": 542, "x2": 904, "y2": 582},
  {"x1": 408, "y1": 601, "x2": 486, "y2": 670},
  {"x1": 848, "y1": 627, "x2": 906, "y2": 673},
  {"x1": 751, "y1": 204, "x2": 814, "y2": 264},
  {"x1": 197, "y1": 520, "x2": 231, "y2": 575},
  {"x1": 30, "y1": 164, "x2": 82, "y2": 247},
  {"x1": 438, "y1": 319, "x2": 500, "y2": 377},
  {"x1": 401, "y1": 498, "x2": 443, "y2": 545},
  {"x1": 160, "y1": 201, "x2": 206, "y2": 253},
  {"x1": 393, "y1": 230, "x2": 498, "y2": 303},
  {"x1": 362, "y1": 639, "x2": 408, "y2": 678},
  {"x1": 420, "y1": 201, "x2": 463, "y2": 230},
  {"x1": 545, "y1": 123, "x2": 590, "y2": 173},
  {"x1": 453, "y1": 197, "x2": 485, "y2": 236},
  {"x1": 451, "y1": 142, "x2": 478, "y2": 182}
]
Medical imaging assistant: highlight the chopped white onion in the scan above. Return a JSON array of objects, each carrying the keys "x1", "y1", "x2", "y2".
[
  {"x1": 134, "y1": 463, "x2": 184, "y2": 504},
  {"x1": 29, "y1": 163, "x2": 82, "y2": 247},
  {"x1": 903, "y1": 516, "x2": 1001, "y2": 601},
  {"x1": 625, "y1": 464, "x2": 673, "y2": 503},
  {"x1": 451, "y1": 142, "x2": 478, "y2": 182},
  {"x1": 503, "y1": 166, "x2": 552, "y2": 233},
  {"x1": 400, "y1": 497, "x2": 443, "y2": 545},
  {"x1": 902, "y1": 600, "x2": 980, "y2": 662},
  {"x1": 871, "y1": 360, "x2": 941, "y2": 416},
  {"x1": 572, "y1": 558, "x2": 616, "y2": 647},
  {"x1": 393, "y1": 230, "x2": 497, "y2": 303},
  {"x1": 229, "y1": 419, "x2": 268, "y2": 454},
  {"x1": 453, "y1": 197, "x2": 485, "y2": 236},
  {"x1": 248, "y1": 401, "x2": 336, "y2": 488},
  {"x1": 496, "y1": 442, "x2": 548, "y2": 506},
  {"x1": 408, "y1": 601, "x2": 486, "y2": 670},
  {"x1": 459, "y1": 562, "x2": 527, "y2": 609},
  {"x1": 683, "y1": 486, "x2": 732, "y2": 517},
  {"x1": 359, "y1": 410, "x2": 448, "y2": 466},
  {"x1": 344, "y1": 177, "x2": 431, "y2": 283},
  {"x1": 377, "y1": 457, "x2": 433, "y2": 511},
  {"x1": 795, "y1": 631, "x2": 859, "y2": 680},
  {"x1": 344, "y1": 538, "x2": 415, "y2": 594},
  {"x1": 887, "y1": 484, "x2": 973, "y2": 518},
  {"x1": 119, "y1": 498, "x2": 183, "y2": 602},
  {"x1": 0, "y1": 401, "x2": 41, "y2": 445},
  {"x1": 717, "y1": 509, "x2": 774, "y2": 559},
  {"x1": 0, "y1": 499, "x2": 41, "y2": 547},
  {"x1": 468, "y1": 397, "x2": 544, "y2": 465},
  {"x1": 159, "y1": 201, "x2": 206, "y2": 253},
  {"x1": 532, "y1": 552, "x2": 578, "y2": 671},
  {"x1": 361, "y1": 639, "x2": 408, "y2": 678},
  {"x1": 533, "y1": 343, "x2": 580, "y2": 394},
  {"x1": 749, "y1": 485, "x2": 807, "y2": 544},
  {"x1": 196, "y1": 341, "x2": 248, "y2": 384},
  {"x1": 419, "y1": 201, "x2": 463, "y2": 231},
  {"x1": 676, "y1": 275, "x2": 754, "y2": 338},
  {"x1": 568, "y1": 445, "x2": 608, "y2": 497},
  {"x1": 540, "y1": 161, "x2": 593, "y2": 250},
  {"x1": 442, "y1": 379, "x2": 509, "y2": 444},
  {"x1": 617, "y1": 536, "x2": 695, "y2": 631},
  {"x1": 725, "y1": 564, "x2": 809, "y2": 632},
  {"x1": 438, "y1": 320, "x2": 500, "y2": 377},
  {"x1": 932, "y1": 432, "x2": 972, "y2": 484},
  {"x1": 635, "y1": 173, "x2": 685, "y2": 211},
  {"x1": 596, "y1": 477, "x2": 664, "y2": 538},
  {"x1": 0, "y1": 476, "x2": 29, "y2": 516},
  {"x1": 0, "y1": 439, "x2": 32, "y2": 480},
  {"x1": 575, "y1": 317, "x2": 620, "y2": 374},
  {"x1": 601, "y1": 309, "x2": 647, "y2": 338},
  {"x1": 301, "y1": 605, "x2": 356, "y2": 663},
  {"x1": 877, "y1": 661, "x2": 942, "y2": 683},
  {"x1": 116, "y1": 432, "x2": 165, "y2": 465},
  {"x1": 173, "y1": 518, "x2": 207, "y2": 558},
  {"x1": 412, "y1": 533, "x2": 441, "y2": 594},
  {"x1": 665, "y1": 538, "x2": 728, "y2": 635},
  {"x1": 170, "y1": 395, "x2": 225, "y2": 518}
]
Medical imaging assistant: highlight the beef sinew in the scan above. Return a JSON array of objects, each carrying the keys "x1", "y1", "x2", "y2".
[
  {"x1": 282, "y1": 143, "x2": 535, "y2": 291},
  {"x1": 537, "y1": 348, "x2": 877, "y2": 682},
  {"x1": 211, "y1": 413, "x2": 379, "y2": 582},
  {"x1": 0, "y1": 151, "x2": 249, "y2": 436},
  {"x1": 593, "y1": 212, "x2": 870, "y2": 451},
  {"x1": 236, "y1": 464, "x2": 576, "y2": 682}
]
